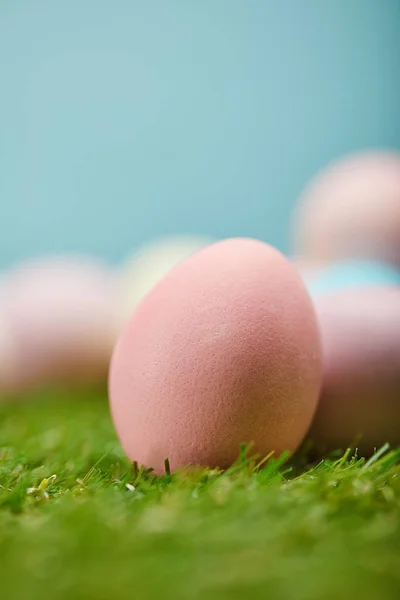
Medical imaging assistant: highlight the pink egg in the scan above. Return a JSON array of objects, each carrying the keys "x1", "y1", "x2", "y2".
[
  {"x1": 109, "y1": 238, "x2": 322, "y2": 473},
  {"x1": 292, "y1": 151, "x2": 400, "y2": 266},
  {"x1": 0, "y1": 255, "x2": 118, "y2": 395},
  {"x1": 308, "y1": 286, "x2": 400, "y2": 454}
]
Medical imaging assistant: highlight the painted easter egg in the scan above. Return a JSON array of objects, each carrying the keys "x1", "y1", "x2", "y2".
[
  {"x1": 0, "y1": 255, "x2": 118, "y2": 395},
  {"x1": 308, "y1": 286, "x2": 400, "y2": 454},
  {"x1": 292, "y1": 151, "x2": 400, "y2": 266},
  {"x1": 116, "y1": 235, "x2": 212, "y2": 329},
  {"x1": 304, "y1": 259, "x2": 400, "y2": 297},
  {"x1": 109, "y1": 238, "x2": 322, "y2": 473}
]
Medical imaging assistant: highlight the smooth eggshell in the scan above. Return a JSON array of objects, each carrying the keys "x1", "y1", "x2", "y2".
[
  {"x1": 292, "y1": 151, "x2": 400, "y2": 266},
  {"x1": 116, "y1": 235, "x2": 212, "y2": 330},
  {"x1": 0, "y1": 255, "x2": 118, "y2": 395},
  {"x1": 308, "y1": 286, "x2": 400, "y2": 454},
  {"x1": 109, "y1": 238, "x2": 322, "y2": 473}
]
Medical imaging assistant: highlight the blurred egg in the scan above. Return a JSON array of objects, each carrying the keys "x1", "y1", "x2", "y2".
[
  {"x1": 0, "y1": 310, "x2": 17, "y2": 392},
  {"x1": 304, "y1": 259, "x2": 400, "y2": 297},
  {"x1": 291, "y1": 257, "x2": 325, "y2": 283},
  {"x1": 292, "y1": 150, "x2": 400, "y2": 266},
  {"x1": 116, "y1": 235, "x2": 212, "y2": 329},
  {"x1": 0, "y1": 255, "x2": 118, "y2": 395},
  {"x1": 109, "y1": 238, "x2": 322, "y2": 473},
  {"x1": 308, "y1": 287, "x2": 400, "y2": 454}
]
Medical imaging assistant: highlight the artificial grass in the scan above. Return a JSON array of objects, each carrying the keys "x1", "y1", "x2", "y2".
[{"x1": 1, "y1": 390, "x2": 400, "y2": 600}]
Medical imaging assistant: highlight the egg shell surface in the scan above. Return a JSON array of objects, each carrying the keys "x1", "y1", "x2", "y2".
[
  {"x1": 308, "y1": 286, "x2": 400, "y2": 454},
  {"x1": 292, "y1": 151, "x2": 400, "y2": 266},
  {"x1": 0, "y1": 256, "x2": 118, "y2": 395},
  {"x1": 109, "y1": 238, "x2": 323, "y2": 473}
]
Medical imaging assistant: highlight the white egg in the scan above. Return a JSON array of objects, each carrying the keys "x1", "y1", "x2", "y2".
[
  {"x1": 116, "y1": 235, "x2": 212, "y2": 328},
  {"x1": 0, "y1": 255, "x2": 119, "y2": 396}
]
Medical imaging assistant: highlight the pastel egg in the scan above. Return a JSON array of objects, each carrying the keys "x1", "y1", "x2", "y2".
[
  {"x1": 109, "y1": 238, "x2": 323, "y2": 473},
  {"x1": 304, "y1": 259, "x2": 400, "y2": 297},
  {"x1": 291, "y1": 257, "x2": 325, "y2": 283},
  {"x1": 0, "y1": 310, "x2": 17, "y2": 393},
  {"x1": 0, "y1": 255, "x2": 118, "y2": 396},
  {"x1": 292, "y1": 151, "x2": 400, "y2": 266},
  {"x1": 308, "y1": 286, "x2": 400, "y2": 454},
  {"x1": 116, "y1": 235, "x2": 212, "y2": 329}
]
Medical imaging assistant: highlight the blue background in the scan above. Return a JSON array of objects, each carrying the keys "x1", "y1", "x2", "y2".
[{"x1": 1, "y1": 0, "x2": 400, "y2": 269}]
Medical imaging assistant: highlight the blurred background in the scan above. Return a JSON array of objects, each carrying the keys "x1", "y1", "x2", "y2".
[{"x1": 1, "y1": 0, "x2": 400, "y2": 269}]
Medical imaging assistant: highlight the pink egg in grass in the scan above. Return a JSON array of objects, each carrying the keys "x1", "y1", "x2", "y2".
[
  {"x1": 0, "y1": 255, "x2": 119, "y2": 396},
  {"x1": 292, "y1": 150, "x2": 400, "y2": 267},
  {"x1": 109, "y1": 238, "x2": 323, "y2": 474},
  {"x1": 308, "y1": 286, "x2": 400, "y2": 455}
]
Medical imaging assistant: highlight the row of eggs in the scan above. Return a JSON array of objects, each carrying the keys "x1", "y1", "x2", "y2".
[
  {"x1": 109, "y1": 149, "x2": 400, "y2": 470},
  {"x1": 1, "y1": 149, "x2": 400, "y2": 470},
  {"x1": 0, "y1": 236, "x2": 210, "y2": 395}
]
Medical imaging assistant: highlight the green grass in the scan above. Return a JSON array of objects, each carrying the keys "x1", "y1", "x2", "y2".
[{"x1": 1, "y1": 391, "x2": 400, "y2": 600}]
